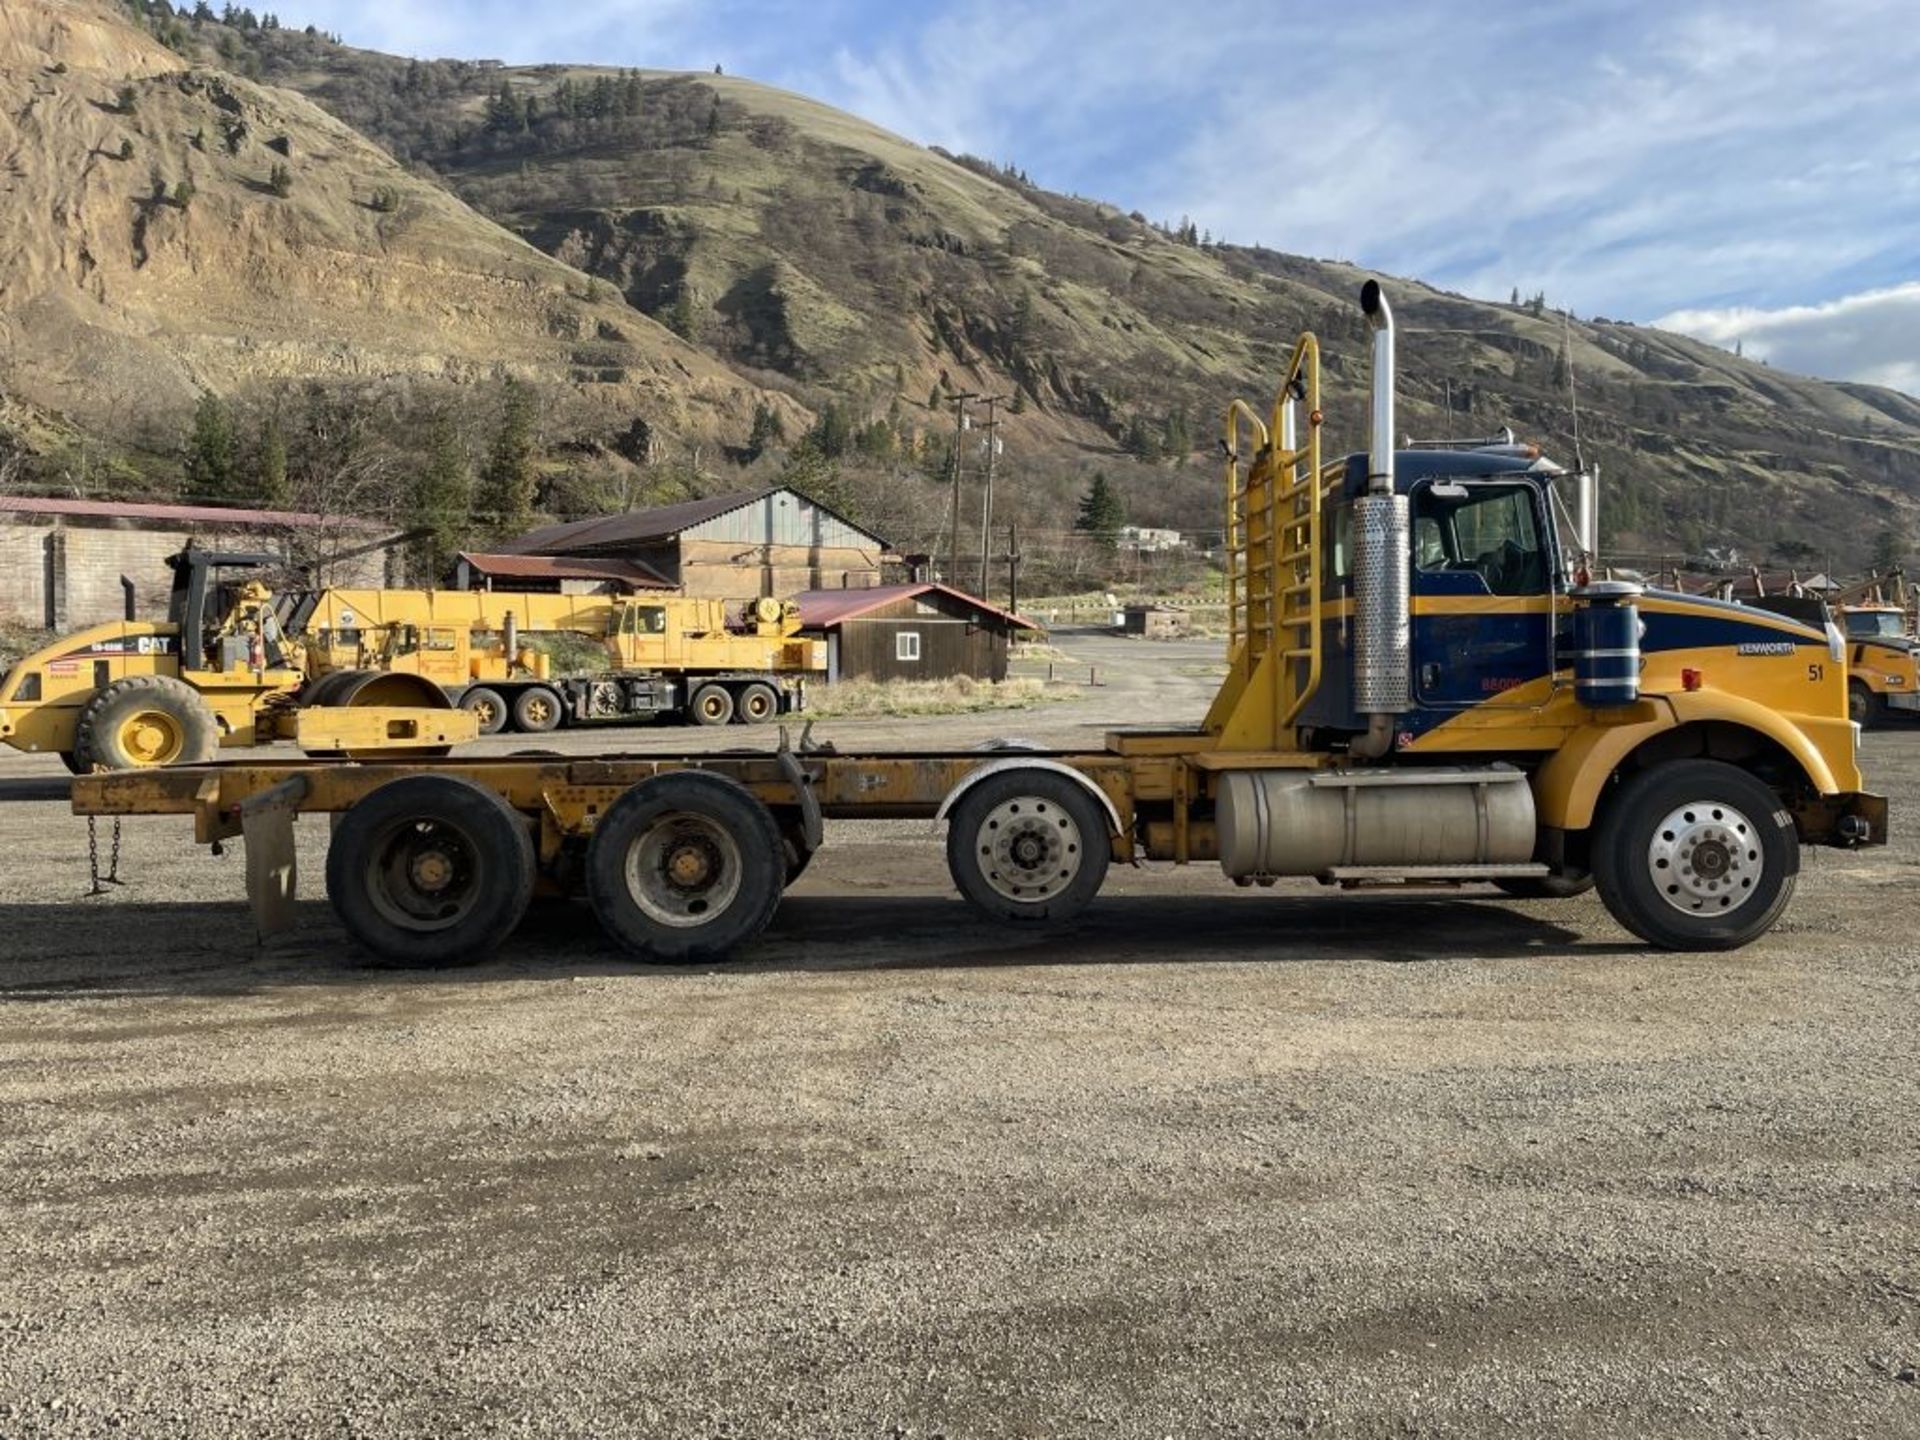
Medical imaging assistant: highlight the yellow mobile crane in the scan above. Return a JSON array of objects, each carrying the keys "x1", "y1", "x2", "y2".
[
  {"x1": 72, "y1": 284, "x2": 1884, "y2": 958},
  {"x1": 301, "y1": 588, "x2": 825, "y2": 733}
]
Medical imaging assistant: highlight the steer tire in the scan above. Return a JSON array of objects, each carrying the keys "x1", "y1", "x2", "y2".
[
  {"x1": 74, "y1": 675, "x2": 219, "y2": 771},
  {"x1": 1592, "y1": 759, "x2": 1797, "y2": 952},
  {"x1": 326, "y1": 774, "x2": 534, "y2": 967}
]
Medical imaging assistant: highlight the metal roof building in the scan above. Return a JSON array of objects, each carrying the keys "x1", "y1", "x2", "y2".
[
  {"x1": 792, "y1": 582, "x2": 1041, "y2": 683},
  {"x1": 0, "y1": 495, "x2": 397, "y2": 631},
  {"x1": 497, "y1": 487, "x2": 890, "y2": 600}
]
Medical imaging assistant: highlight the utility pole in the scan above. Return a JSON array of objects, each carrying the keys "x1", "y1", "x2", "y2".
[
  {"x1": 944, "y1": 391, "x2": 978, "y2": 585},
  {"x1": 1006, "y1": 522, "x2": 1022, "y2": 615},
  {"x1": 975, "y1": 394, "x2": 1010, "y2": 596}
]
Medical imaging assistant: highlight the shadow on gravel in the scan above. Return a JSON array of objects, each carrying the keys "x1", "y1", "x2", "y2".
[{"x1": 0, "y1": 892, "x2": 1608, "y2": 998}]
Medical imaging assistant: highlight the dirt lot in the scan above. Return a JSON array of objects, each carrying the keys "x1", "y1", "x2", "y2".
[{"x1": 1, "y1": 630, "x2": 1916, "y2": 1437}]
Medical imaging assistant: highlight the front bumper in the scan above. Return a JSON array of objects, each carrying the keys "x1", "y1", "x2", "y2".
[
  {"x1": 1794, "y1": 790, "x2": 1888, "y2": 847},
  {"x1": 1885, "y1": 691, "x2": 1920, "y2": 712}
]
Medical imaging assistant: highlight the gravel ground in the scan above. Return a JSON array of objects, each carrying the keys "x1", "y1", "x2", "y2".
[{"x1": 1, "y1": 634, "x2": 1916, "y2": 1437}]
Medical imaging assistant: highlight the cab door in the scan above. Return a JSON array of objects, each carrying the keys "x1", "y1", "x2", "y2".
[{"x1": 1409, "y1": 479, "x2": 1558, "y2": 710}]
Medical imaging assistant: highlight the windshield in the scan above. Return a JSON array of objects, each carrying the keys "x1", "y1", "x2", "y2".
[{"x1": 1845, "y1": 610, "x2": 1906, "y2": 639}]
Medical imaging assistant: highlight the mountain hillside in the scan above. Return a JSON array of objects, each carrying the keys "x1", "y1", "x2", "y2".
[
  {"x1": 0, "y1": 0, "x2": 785, "y2": 462},
  {"x1": 5, "y1": 0, "x2": 1920, "y2": 577}
]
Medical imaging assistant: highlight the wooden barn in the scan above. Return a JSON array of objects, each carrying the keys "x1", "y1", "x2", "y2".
[
  {"x1": 496, "y1": 487, "x2": 888, "y2": 599},
  {"x1": 792, "y1": 583, "x2": 1042, "y2": 683}
]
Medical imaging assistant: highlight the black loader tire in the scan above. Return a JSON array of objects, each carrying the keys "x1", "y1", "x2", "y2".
[{"x1": 74, "y1": 674, "x2": 219, "y2": 771}]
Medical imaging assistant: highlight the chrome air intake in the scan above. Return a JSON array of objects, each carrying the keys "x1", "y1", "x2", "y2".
[{"x1": 1355, "y1": 281, "x2": 1411, "y2": 718}]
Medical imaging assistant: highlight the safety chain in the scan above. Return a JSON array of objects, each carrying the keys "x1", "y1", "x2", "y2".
[{"x1": 85, "y1": 815, "x2": 126, "y2": 897}]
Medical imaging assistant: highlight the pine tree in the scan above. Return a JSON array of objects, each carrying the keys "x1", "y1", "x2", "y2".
[
  {"x1": 1075, "y1": 472, "x2": 1126, "y2": 548},
  {"x1": 745, "y1": 402, "x2": 785, "y2": 461},
  {"x1": 183, "y1": 392, "x2": 237, "y2": 500},
  {"x1": 256, "y1": 416, "x2": 289, "y2": 506},
  {"x1": 409, "y1": 416, "x2": 472, "y2": 579},
  {"x1": 476, "y1": 380, "x2": 537, "y2": 537},
  {"x1": 1872, "y1": 527, "x2": 1904, "y2": 575}
]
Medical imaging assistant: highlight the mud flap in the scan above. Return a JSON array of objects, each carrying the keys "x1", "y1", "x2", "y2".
[{"x1": 241, "y1": 777, "x2": 309, "y2": 939}]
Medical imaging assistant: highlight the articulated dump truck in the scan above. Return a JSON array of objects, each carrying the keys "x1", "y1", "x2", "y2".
[{"x1": 70, "y1": 283, "x2": 1885, "y2": 961}]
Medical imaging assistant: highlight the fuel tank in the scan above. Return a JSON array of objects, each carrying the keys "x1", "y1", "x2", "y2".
[{"x1": 1216, "y1": 766, "x2": 1537, "y2": 879}]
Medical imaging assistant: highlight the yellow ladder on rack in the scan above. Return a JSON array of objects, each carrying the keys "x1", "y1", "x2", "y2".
[{"x1": 1207, "y1": 332, "x2": 1334, "y2": 751}]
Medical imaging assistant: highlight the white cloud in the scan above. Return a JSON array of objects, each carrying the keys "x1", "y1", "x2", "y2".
[{"x1": 1656, "y1": 283, "x2": 1920, "y2": 397}]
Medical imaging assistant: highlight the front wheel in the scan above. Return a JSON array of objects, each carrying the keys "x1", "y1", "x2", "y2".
[
  {"x1": 1848, "y1": 682, "x2": 1880, "y2": 729},
  {"x1": 944, "y1": 770, "x2": 1111, "y2": 925},
  {"x1": 1592, "y1": 760, "x2": 1797, "y2": 951}
]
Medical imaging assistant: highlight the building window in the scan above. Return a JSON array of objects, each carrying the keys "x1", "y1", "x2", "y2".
[{"x1": 896, "y1": 631, "x2": 921, "y2": 662}]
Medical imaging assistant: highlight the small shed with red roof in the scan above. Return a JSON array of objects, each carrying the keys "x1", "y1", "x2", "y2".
[{"x1": 791, "y1": 582, "x2": 1041, "y2": 683}]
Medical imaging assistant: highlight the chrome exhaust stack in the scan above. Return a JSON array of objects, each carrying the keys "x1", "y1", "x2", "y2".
[{"x1": 1351, "y1": 281, "x2": 1410, "y2": 757}]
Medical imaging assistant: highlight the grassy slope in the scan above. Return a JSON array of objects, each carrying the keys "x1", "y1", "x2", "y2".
[{"x1": 20, "y1": 5, "x2": 1920, "y2": 566}]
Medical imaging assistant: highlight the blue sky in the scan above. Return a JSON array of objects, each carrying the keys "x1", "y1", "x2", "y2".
[{"x1": 286, "y1": 0, "x2": 1920, "y2": 393}]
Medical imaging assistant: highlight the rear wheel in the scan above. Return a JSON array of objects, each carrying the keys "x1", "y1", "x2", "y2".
[
  {"x1": 586, "y1": 771, "x2": 784, "y2": 963},
  {"x1": 688, "y1": 683, "x2": 734, "y2": 727},
  {"x1": 461, "y1": 686, "x2": 508, "y2": 736},
  {"x1": 944, "y1": 770, "x2": 1111, "y2": 925},
  {"x1": 512, "y1": 686, "x2": 563, "y2": 734},
  {"x1": 74, "y1": 675, "x2": 219, "y2": 771},
  {"x1": 735, "y1": 682, "x2": 779, "y2": 725},
  {"x1": 1592, "y1": 759, "x2": 1797, "y2": 951},
  {"x1": 59, "y1": 751, "x2": 91, "y2": 776},
  {"x1": 325, "y1": 775, "x2": 534, "y2": 966}
]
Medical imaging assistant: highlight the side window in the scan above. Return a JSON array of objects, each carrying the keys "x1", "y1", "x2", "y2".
[
  {"x1": 1414, "y1": 485, "x2": 1547, "y2": 596},
  {"x1": 896, "y1": 631, "x2": 922, "y2": 662},
  {"x1": 635, "y1": 606, "x2": 667, "y2": 635},
  {"x1": 1329, "y1": 505, "x2": 1353, "y2": 580}
]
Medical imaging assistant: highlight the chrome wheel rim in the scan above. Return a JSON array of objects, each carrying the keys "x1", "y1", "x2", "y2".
[
  {"x1": 975, "y1": 797, "x2": 1083, "y2": 904},
  {"x1": 624, "y1": 812, "x2": 743, "y2": 928},
  {"x1": 1647, "y1": 800, "x2": 1762, "y2": 916}
]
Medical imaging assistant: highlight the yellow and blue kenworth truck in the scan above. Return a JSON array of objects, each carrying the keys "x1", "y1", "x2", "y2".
[{"x1": 70, "y1": 282, "x2": 1884, "y2": 961}]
